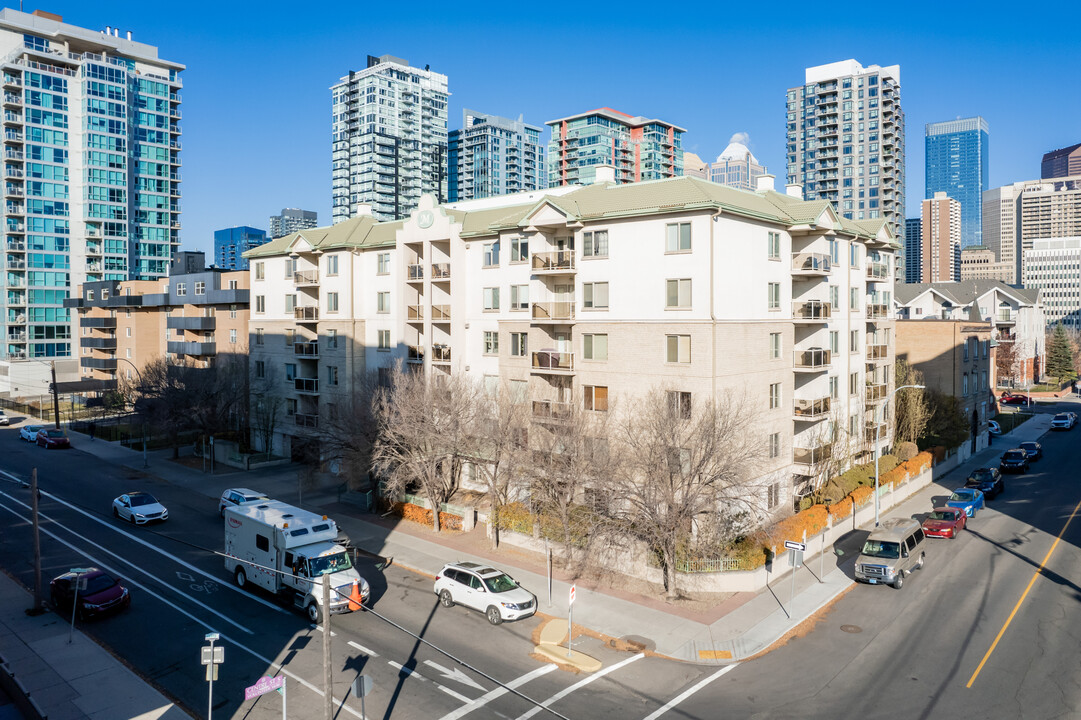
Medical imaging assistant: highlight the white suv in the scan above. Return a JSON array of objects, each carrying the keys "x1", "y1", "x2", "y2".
[
  {"x1": 218, "y1": 488, "x2": 269, "y2": 517},
  {"x1": 434, "y1": 561, "x2": 537, "y2": 625}
]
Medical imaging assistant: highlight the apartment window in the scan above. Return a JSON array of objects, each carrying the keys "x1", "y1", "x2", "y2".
[
  {"x1": 849, "y1": 287, "x2": 859, "y2": 310},
  {"x1": 584, "y1": 385, "x2": 609, "y2": 412},
  {"x1": 327, "y1": 366, "x2": 338, "y2": 386},
  {"x1": 195, "y1": 281, "x2": 205, "y2": 295},
  {"x1": 828, "y1": 331, "x2": 838, "y2": 355},
  {"x1": 583, "y1": 333, "x2": 608, "y2": 361},
  {"x1": 849, "y1": 372, "x2": 859, "y2": 395},
  {"x1": 583, "y1": 230, "x2": 608, "y2": 257},
  {"x1": 850, "y1": 329, "x2": 859, "y2": 352},
  {"x1": 667, "y1": 391, "x2": 692, "y2": 419},
  {"x1": 101, "y1": 288, "x2": 109, "y2": 300},
  {"x1": 829, "y1": 285, "x2": 839, "y2": 309},
  {"x1": 483, "y1": 241, "x2": 500, "y2": 267},
  {"x1": 769, "y1": 432, "x2": 780, "y2": 459},
  {"x1": 287, "y1": 398, "x2": 297, "y2": 415},
  {"x1": 327, "y1": 329, "x2": 338, "y2": 349},
  {"x1": 229, "y1": 280, "x2": 238, "y2": 290},
  {"x1": 510, "y1": 332, "x2": 527, "y2": 357},
  {"x1": 255, "y1": 328, "x2": 264, "y2": 345},
  {"x1": 377, "y1": 329, "x2": 390, "y2": 350},
  {"x1": 255, "y1": 296, "x2": 265, "y2": 313},
  {"x1": 768, "y1": 482, "x2": 781, "y2": 510},
  {"x1": 829, "y1": 240, "x2": 839, "y2": 264},
  {"x1": 767, "y1": 282, "x2": 780, "y2": 310},
  {"x1": 255, "y1": 262, "x2": 264, "y2": 280},
  {"x1": 584, "y1": 282, "x2": 609, "y2": 309},
  {"x1": 963, "y1": 373, "x2": 969, "y2": 397},
  {"x1": 230, "y1": 304, "x2": 237, "y2": 319},
  {"x1": 483, "y1": 331, "x2": 498, "y2": 355},
  {"x1": 769, "y1": 332, "x2": 781, "y2": 359},
  {"x1": 126, "y1": 348, "x2": 131, "y2": 358},
  {"x1": 285, "y1": 294, "x2": 296, "y2": 313},
  {"x1": 254, "y1": 360, "x2": 265, "y2": 378},
  {"x1": 377, "y1": 292, "x2": 389, "y2": 313},
  {"x1": 666, "y1": 223, "x2": 691, "y2": 253},
  {"x1": 327, "y1": 254, "x2": 338, "y2": 276},
  {"x1": 229, "y1": 329, "x2": 237, "y2": 344},
  {"x1": 176, "y1": 282, "x2": 186, "y2": 296},
  {"x1": 666, "y1": 279, "x2": 692, "y2": 308},
  {"x1": 483, "y1": 287, "x2": 500, "y2": 311},
  {"x1": 327, "y1": 292, "x2": 339, "y2": 313},
  {"x1": 511, "y1": 236, "x2": 528, "y2": 262},
  {"x1": 285, "y1": 328, "x2": 295, "y2": 346},
  {"x1": 377, "y1": 252, "x2": 390, "y2": 275},
  {"x1": 767, "y1": 231, "x2": 781, "y2": 260},
  {"x1": 849, "y1": 244, "x2": 858, "y2": 267},
  {"x1": 126, "y1": 327, "x2": 132, "y2": 337},
  {"x1": 86, "y1": 289, "x2": 94, "y2": 300},
  {"x1": 284, "y1": 258, "x2": 296, "y2": 278},
  {"x1": 829, "y1": 376, "x2": 839, "y2": 400},
  {"x1": 769, "y1": 382, "x2": 781, "y2": 409},
  {"x1": 285, "y1": 363, "x2": 297, "y2": 381},
  {"x1": 510, "y1": 284, "x2": 529, "y2": 310},
  {"x1": 666, "y1": 334, "x2": 691, "y2": 363},
  {"x1": 963, "y1": 339, "x2": 970, "y2": 361}
]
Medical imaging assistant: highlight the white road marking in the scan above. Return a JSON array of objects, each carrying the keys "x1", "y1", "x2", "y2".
[
  {"x1": 0, "y1": 471, "x2": 290, "y2": 615},
  {"x1": 348, "y1": 640, "x2": 379, "y2": 657},
  {"x1": 388, "y1": 660, "x2": 473, "y2": 704},
  {"x1": 424, "y1": 660, "x2": 486, "y2": 691},
  {"x1": 640, "y1": 663, "x2": 741, "y2": 720},
  {"x1": 0, "y1": 492, "x2": 253, "y2": 634},
  {"x1": 0, "y1": 495, "x2": 366, "y2": 718},
  {"x1": 513, "y1": 653, "x2": 645, "y2": 720},
  {"x1": 436, "y1": 664, "x2": 557, "y2": 720}
]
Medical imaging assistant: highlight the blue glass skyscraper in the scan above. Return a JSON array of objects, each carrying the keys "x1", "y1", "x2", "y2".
[
  {"x1": 925, "y1": 117, "x2": 989, "y2": 249},
  {"x1": 214, "y1": 226, "x2": 267, "y2": 270}
]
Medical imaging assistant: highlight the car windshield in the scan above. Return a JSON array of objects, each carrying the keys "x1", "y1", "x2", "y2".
[
  {"x1": 482, "y1": 573, "x2": 519, "y2": 593},
  {"x1": 1055, "y1": 414, "x2": 1068, "y2": 421},
  {"x1": 308, "y1": 551, "x2": 352, "y2": 577},
  {"x1": 1004, "y1": 451, "x2": 1025, "y2": 460},
  {"x1": 129, "y1": 494, "x2": 157, "y2": 507},
  {"x1": 929, "y1": 510, "x2": 957, "y2": 521},
  {"x1": 861, "y1": 540, "x2": 900, "y2": 559},
  {"x1": 82, "y1": 574, "x2": 116, "y2": 595},
  {"x1": 950, "y1": 491, "x2": 974, "y2": 502},
  {"x1": 46, "y1": 430, "x2": 65, "y2": 438},
  {"x1": 969, "y1": 469, "x2": 993, "y2": 482},
  {"x1": 1021, "y1": 443, "x2": 1037, "y2": 451}
]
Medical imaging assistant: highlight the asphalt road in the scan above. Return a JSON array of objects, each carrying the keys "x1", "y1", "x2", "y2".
[{"x1": 1, "y1": 402, "x2": 1079, "y2": 720}]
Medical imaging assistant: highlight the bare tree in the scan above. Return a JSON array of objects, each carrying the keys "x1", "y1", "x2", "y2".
[
  {"x1": 371, "y1": 367, "x2": 483, "y2": 532},
  {"x1": 807, "y1": 407, "x2": 858, "y2": 507},
  {"x1": 250, "y1": 366, "x2": 284, "y2": 458},
  {"x1": 893, "y1": 359, "x2": 930, "y2": 445},
  {"x1": 610, "y1": 389, "x2": 763, "y2": 600},
  {"x1": 474, "y1": 384, "x2": 532, "y2": 549},
  {"x1": 138, "y1": 355, "x2": 199, "y2": 458},
  {"x1": 994, "y1": 337, "x2": 1020, "y2": 388},
  {"x1": 317, "y1": 370, "x2": 382, "y2": 490}
]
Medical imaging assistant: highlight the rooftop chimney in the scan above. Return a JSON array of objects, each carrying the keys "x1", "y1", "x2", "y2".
[
  {"x1": 593, "y1": 164, "x2": 616, "y2": 184},
  {"x1": 126, "y1": 31, "x2": 132, "y2": 41},
  {"x1": 785, "y1": 183, "x2": 803, "y2": 199},
  {"x1": 354, "y1": 203, "x2": 373, "y2": 217},
  {"x1": 755, "y1": 174, "x2": 776, "y2": 193}
]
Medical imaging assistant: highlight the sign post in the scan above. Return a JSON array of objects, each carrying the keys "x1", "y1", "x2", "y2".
[
  {"x1": 245, "y1": 675, "x2": 286, "y2": 720},
  {"x1": 352, "y1": 675, "x2": 373, "y2": 720},
  {"x1": 783, "y1": 541, "x2": 806, "y2": 619},
  {"x1": 567, "y1": 584, "x2": 576, "y2": 658},
  {"x1": 67, "y1": 568, "x2": 91, "y2": 644},
  {"x1": 201, "y1": 632, "x2": 224, "y2": 720}
]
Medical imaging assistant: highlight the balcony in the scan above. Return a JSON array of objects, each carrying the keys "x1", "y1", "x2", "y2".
[
  {"x1": 80, "y1": 358, "x2": 117, "y2": 370},
  {"x1": 865, "y1": 423, "x2": 886, "y2": 444},
  {"x1": 794, "y1": 397, "x2": 831, "y2": 421},
  {"x1": 793, "y1": 443, "x2": 832, "y2": 467},
  {"x1": 866, "y1": 383, "x2": 887, "y2": 403},
  {"x1": 295, "y1": 413, "x2": 318, "y2": 428},
  {"x1": 168, "y1": 341, "x2": 217, "y2": 356},
  {"x1": 407, "y1": 264, "x2": 424, "y2": 281},
  {"x1": 294, "y1": 270, "x2": 319, "y2": 286},
  {"x1": 407, "y1": 305, "x2": 424, "y2": 321},
  {"x1": 531, "y1": 351, "x2": 574, "y2": 374},
  {"x1": 407, "y1": 345, "x2": 424, "y2": 363},
  {"x1": 995, "y1": 312, "x2": 1015, "y2": 325},
  {"x1": 167, "y1": 316, "x2": 216, "y2": 330},
  {"x1": 80, "y1": 317, "x2": 116, "y2": 328},
  {"x1": 866, "y1": 262, "x2": 889, "y2": 281},
  {"x1": 532, "y1": 251, "x2": 575, "y2": 274},
  {"x1": 294, "y1": 377, "x2": 319, "y2": 394},
  {"x1": 793, "y1": 300, "x2": 832, "y2": 323},
  {"x1": 431, "y1": 305, "x2": 451, "y2": 322},
  {"x1": 532, "y1": 302, "x2": 575, "y2": 322},
  {"x1": 794, "y1": 348, "x2": 831, "y2": 371},
  {"x1": 431, "y1": 263, "x2": 450, "y2": 281},
  {"x1": 791, "y1": 253, "x2": 831, "y2": 276},
  {"x1": 294, "y1": 306, "x2": 319, "y2": 322},
  {"x1": 532, "y1": 399, "x2": 573, "y2": 421},
  {"x1": 867, "y1": 304, "x2": 888, "y2": 320},
  {"x1": 6, "y1": 331, "x2": 25, "y2": 342},
  {"x1": 431, "y1": 345, "x2": 451, "y2": 364},
  {"x1": 80, "y1": 337, "x2": 116, "y2": 349},
  {"x1": 866, "y1": 343, "x2": 888, "y2": 360},
  {"x1": 294, "y1": 341, "x2": 319, "y2": 358}
]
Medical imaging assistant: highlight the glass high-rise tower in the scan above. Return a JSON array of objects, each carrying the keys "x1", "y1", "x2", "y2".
[
  {"x1": 0, "y1": 9, "x2": 182, "y2": 360},
  {"x1": 448, "y1": 110, "x2": 544, "y2": 201},
  {"x1": 925, "y1": 117, "x2": 989, "y2": 249}
]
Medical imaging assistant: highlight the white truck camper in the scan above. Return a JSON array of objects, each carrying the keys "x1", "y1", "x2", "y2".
[{"x1": 224, "y1": 500, "x2": 370, "y2": 622}]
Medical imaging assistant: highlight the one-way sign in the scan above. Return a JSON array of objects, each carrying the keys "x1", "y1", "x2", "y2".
[{"x1": 784, "y1": 540, "x2": 806, "y2": 552}]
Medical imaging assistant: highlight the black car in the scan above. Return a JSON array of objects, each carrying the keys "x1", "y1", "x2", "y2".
[
  {"x1": 966, "y1": 467, "x2": 1005, "y2": 499},
  {"x1": 1000, "y1": 449, "x2": 1030, "y2": 473},
  {"x1": 1019, "y1": 441, "x2": 1043, "y2": 461}
]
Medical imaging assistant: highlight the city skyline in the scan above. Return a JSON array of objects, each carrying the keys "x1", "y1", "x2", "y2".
[{"x1": 36, "y1": 1, "x2": 1081, "y2": 258}]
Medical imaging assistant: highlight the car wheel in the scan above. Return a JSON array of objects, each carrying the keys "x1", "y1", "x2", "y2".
[
  {"x1": 893, "y1": 570, "x2": 905, "y2": 590},
  {"x1": 128, "y1": 514, "x2": 136, "y2": 525},
  {"x1": 916, "y1": 552, "x2": 925, "y2": 570},
  {"x1": 307, "y1": 602, "x2": 322, "y2": 624},
  {"x1": 439, "y1": 589, "x2": 454, "y2": 608},
  {"x1": 485, "y1": 606, "x2": 503, "y2": 625},
  {"x1": 112, "y1": 507, "x2": 119, "y2": 519},
  {"x1": 234, "y1": 567, "x2": 247, "y2": 589}
]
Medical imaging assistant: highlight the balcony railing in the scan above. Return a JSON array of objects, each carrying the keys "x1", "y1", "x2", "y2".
[
  {"x1": 431, "y1": 345, "x2": 451, "y2": 363},
  {"x1": 794, "y1": 397, "x2": 831, "y2": 420},
  {"x1": 866, "y1": 383, "x2": 887, "y2": 402},
  {"x1": 792, "y1": 253, "x2": 831, "y2": 275},
  {"x1": 793, "y1": 444, "x2": 832, "y2": 466},
  {"x1": 867, "y1": 303, "x2": 888, "y2": 319},
  {"x1": 408, "y1": 264, "x2": 424, "y2": 281},
  {"x1": 295, "y1": 377, "x2": 319, "y2": 394},
  {"x1": 532, "y1": 251, "x2": 575, "y2": 273},
  {"x1": 532, "y1": 302, "x2": 575, "y2": 322},
  {"x1": 407, "y1": 345, "x2": 424, "y2": 363},
  {"x1": 431, "y1": 305, "x2": 451, "y2": 322},
  {"x1": 866, "y1": 262, "x2": 889, "y2": 280},
  {"x1": 166, "y1": 316, "x2": 216, "y2": 330},
  {"x1": 865, "y1": 423, "x2": 886, "y2": 444},
  {"x1": 866, "y1": 343, "x2": 888, "y2": 360},
  {"x1": 431, "y1": 262, "x2": 450, "y2": 280},
  {"x1": 295, "y1": 413, "x2": 318, "y2": 428},
  {"x1": 294, "y1": 270, "x2": 319, "y2": 285},
  {"x1": 294, "y1": 341, "x2": 318, "y2": 357},
  {"x1": 294, "y1": 306, "x2": 319, "y2": 322},
  {"x1": 532, "y1": 399, "x2": 573, "y2": 421},
  {"x1": 794, "y1": 348, "x2": 831, "y2": 370},
  {"x1": 407, "y1": 304, "x2": 424, "y2": 321},
  {"x1": 532, "y1": 351, "x2": 574, "y2": 373},
  {"x1": 793, "y1": 300, "x2": 832, "y2": 322},
  {"x1": 995, "y1": 311, "x2": 1015, "y2": 324},
  {"x1": 167, "y1": 341, "x2": 216, "y2": 356},
  {"x1": 80, "y1": 317, "x2": 116, "y2": 328}
]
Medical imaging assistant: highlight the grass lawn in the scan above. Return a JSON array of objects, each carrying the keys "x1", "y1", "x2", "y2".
[{"x1": 993, "y1": 412, "x2": 1032, "y2": 433}]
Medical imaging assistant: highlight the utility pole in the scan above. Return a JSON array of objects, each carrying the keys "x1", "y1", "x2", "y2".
[
  {"x1": 50, "y1": 362, "x2": 61, "y2": 429},
  {"x1": 322, "y1": 574, "x2": 332, "y2": 720},
  {"x1": 27, "y1": 468, "x2": 44, "y2": 616}
]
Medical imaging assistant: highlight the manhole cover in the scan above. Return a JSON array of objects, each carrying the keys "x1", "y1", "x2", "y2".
[{"x1": 840, "y1": 625, "x2": 862, "y2": 633}]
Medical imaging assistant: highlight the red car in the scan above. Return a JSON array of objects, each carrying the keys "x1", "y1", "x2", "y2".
[
  {"x1": 922, "y1": 507, "x2": 967, "y2": 539},
  {"x1": 36, "y1": 427, "x2": 71, "y2": 449},
  {"x1": 50, "y1": 568, "x2": 130, "y2": 620},
  {"x1": 1000, "y1": 393, "x2": 1030, "y2": 406}
]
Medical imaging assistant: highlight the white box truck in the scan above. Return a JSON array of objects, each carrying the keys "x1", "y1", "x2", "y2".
[{"x1": 224, "y1": 500, "x2": 370, "y2": 622}]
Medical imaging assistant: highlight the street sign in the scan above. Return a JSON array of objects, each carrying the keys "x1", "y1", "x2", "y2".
[
  {"x1": 201, "y1": 646, "x2": 224, "y2": 665},
  {"x1": 352, "y1": 675, "x2": 373, "y2": 698},
  {"x1": 569, "y1": 584, "x2": 576, "y2": 606},
  {"x1": 205, "y1": 664, "x2": 218, "y2": 682},
  {"x1": 784, "y1": 540, "x2": 806, "y2": 552},
  {"x1": 245, "y1": 675, "x2": 285, "y2": 701},
  {"x1": 789, "y1": 550, "x2": 804, "y2": 568}
]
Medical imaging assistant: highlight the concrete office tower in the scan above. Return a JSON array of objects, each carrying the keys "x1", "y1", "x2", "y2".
[
  {"x1": 546, "y1": 107, "x2": 684, "y2": 187},
  {"x1": 786, "y1": 60, "x2": 905, "y2": 240},
  {"x1": 331, "y1": 55, "x2": 449, "y2": 223},
  {"x1": 708, "y1": 134, "x2": 767, "y2": 191},
  {"x1": 1024, "y1": 238, "x2": 1081, "y2": 328},
  {"x1": 1042, "y1": 143, "x2": 1081, "y2": 179},
  {"x1": 921, "y1": 192, "x2": 960, "y2": 282},
  {"x1": 214, "y1": 226, "x2": 268, "y2": 271},
  {"x1": 447, "y1": 110, "x2": 544, "y2": 202},
  {"x1": 0, "y1": 9, "x2": 183, "y2": 361},
  {"x1": 982, "y1": 184, "x2": 1022, "y2": 284},
  {"x1": 925, "y1": 117, "x2": 989, "y2": 249},
  {"x1": 904, "y1": 218, "x2": 922, "y2": 283},
  {"x1": 269, "y1": 208, "x2": 317, "y2": 239},
  {"x1": 958, "y1": 246, "x2": 1013, "y2": 282}
]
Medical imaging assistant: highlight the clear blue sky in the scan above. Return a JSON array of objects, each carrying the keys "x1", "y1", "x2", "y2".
[{"x1": 41, "y1": 0, "x2": 1081, "y2": 257}]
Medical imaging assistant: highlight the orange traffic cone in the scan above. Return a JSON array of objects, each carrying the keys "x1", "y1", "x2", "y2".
[{"x1": 348, "y1": 580, "x2": 363, "y2": 611}]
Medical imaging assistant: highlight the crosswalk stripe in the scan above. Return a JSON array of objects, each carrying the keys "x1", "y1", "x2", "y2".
[
  {"x1": 513, "y1": 653, "x2": 645, "y2": 720},
  {"x1": 436, "y1": 664, "x2": 557, "y2": 720}
]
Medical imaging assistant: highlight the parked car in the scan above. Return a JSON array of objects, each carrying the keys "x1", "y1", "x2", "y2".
[
  {"x1": 946, "y1": 488, "x2": 985, "y2": 518},
  {"x1": 218, "y1": 488, "x2": 269, "y2": 517},
  {"x1": 0, "y1": 410, "x2": 8, "y2": 426},
  {"x1": 19, "y1": 424, "x2": 42, "y2": 442},
  {"x1": 999, "y1": 448, "x2": 1030, "y2": 474},
  {"x1": 988, "y1": 420, "x2": 1002, "y2": 435},
  {"x1": 966, "y1": 467, "x2": 1005, "y2": 499},
  {"x1": 49, "y1": 568, "x2": 130, "y2": 620},
  {"x1": 1051, "y1": 413, "x2": 1075, "y2": 431},
  {"x1": 434, "y1": 561, "x2": 537, "y2": 625},
  {"x1": 922, "y1": 508, "x2": 967, "y2": 539},
  {"x1": 112, "y1": 491, "x2": 169, "y2": 525},
  {"x1": 1020, "y1": 441, "x2": 1043, "y2": 461},
  {"x1": 36, "y1": 427, "x2": 70, "y2": 449},
  {"x1": 1000, "y1": 393, "x2": 1031, "y2": 406}
]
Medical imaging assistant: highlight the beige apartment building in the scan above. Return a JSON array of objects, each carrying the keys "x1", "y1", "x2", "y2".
[
  {"x1": 246, "y1": 173, "x2": 900, "y2": 512},
  {"x1": 983, "y1": 175, "x2": 1081, "y2": 284},
  {"x1": 921, "y1": 192, "x2": 960, "y2": 282},
  {"x1": 65, "y1": 253, "x2": 249, "y2": 384},
  {"x1": 959, "y1": 246, "x2": 1012, "y2": 282}
]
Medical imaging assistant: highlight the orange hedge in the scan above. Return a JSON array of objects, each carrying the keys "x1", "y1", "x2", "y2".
[
  {"x1": 850, "y1": 486, "x2": 873, "y2": 507},
  {"x1": 880, "y1": 451, "x2": 933, "y2": 488},
  {"x1": 393, "y1": 502, "x2": 463, "y2": 532},
  {"x1": 828, "y1": 495, "x2": 853, "y2": 520},
  {"x1": 768, "y1": 503, "x2": 828, "y2": 547}
]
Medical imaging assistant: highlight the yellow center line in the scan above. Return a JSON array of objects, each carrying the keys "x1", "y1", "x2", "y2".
[{"x1": 966, "y1": 495, "x2": 1081, "y2": 688}]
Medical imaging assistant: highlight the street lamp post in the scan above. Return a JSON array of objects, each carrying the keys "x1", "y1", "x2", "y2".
[
  {"x1": 116, "y1": 358, "x2": 148, "y2": 469},
  {"x1": 874, "y1": 384, "x2": 925, "y2": 527}
]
